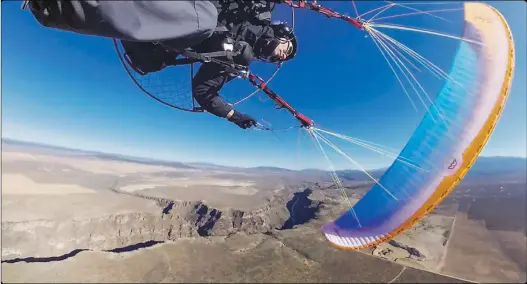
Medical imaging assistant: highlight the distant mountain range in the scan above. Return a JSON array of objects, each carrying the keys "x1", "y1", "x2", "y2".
[
  {"x1": 1, "y1": 138, "x2": 193, "y2": 169},
  {"x1": 465, "y1": 156, "x2": 526, "y2": 176},
  {"x1": 2, "y1": 138, "x2": 525, "y2": 182}
]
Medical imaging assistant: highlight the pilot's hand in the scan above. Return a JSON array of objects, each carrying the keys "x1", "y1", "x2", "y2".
[{"x1": 227, "y1": 110, "x2": 257, "y2": 129}]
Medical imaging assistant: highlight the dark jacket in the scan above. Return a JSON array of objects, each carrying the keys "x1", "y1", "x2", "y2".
[
  {"x1": 192, "y1": 23, "x2": 275, "y2": 66},
  {"x1": 192, "y1": 1, "x2": 277, "y2": 119}
]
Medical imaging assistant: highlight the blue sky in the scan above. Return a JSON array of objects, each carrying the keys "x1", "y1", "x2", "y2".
[{"x1": 1, "y1": 1, "x2": 526, "y2": 170}]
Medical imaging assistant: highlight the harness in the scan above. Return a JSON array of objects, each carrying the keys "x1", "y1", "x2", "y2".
[
  {"x1": 184, "y1": 20, "x2": 256, "y2": 66},
  {"x1": 122, "y1": 1, "x2": 275, "y2": 77},
  {"x1": 121, "y1": 21, "x2": 262, "y2": 78}
]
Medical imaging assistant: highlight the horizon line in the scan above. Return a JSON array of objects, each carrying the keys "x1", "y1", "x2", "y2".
[{"x1": 2, "y1": 137, "x2": 526, "y2": 172}]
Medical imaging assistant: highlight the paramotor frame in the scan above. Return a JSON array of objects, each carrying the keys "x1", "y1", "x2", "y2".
[{"x1": 113, "y1": 3, "x2": 301, "y2": 114}]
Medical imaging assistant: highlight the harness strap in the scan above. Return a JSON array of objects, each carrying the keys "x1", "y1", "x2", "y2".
[
  {"x1": 179, "y1": 49, "x2": 241, "y2": 63},
  {"x1": 178, "y1": 49, "x2": 248, "y2": 75}
]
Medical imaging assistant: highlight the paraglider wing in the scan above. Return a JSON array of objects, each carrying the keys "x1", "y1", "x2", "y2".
[{"x1": 321, "y1": 2, "x2": 515, "y2": 250}]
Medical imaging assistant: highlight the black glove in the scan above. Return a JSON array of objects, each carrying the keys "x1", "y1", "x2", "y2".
[{"x1": 228, "y1": 110, "x2": 257, "y2": 129}]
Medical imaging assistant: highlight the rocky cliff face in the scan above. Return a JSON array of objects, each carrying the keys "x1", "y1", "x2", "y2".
[{"x1": 2, "y1": 188, "x2": 323, "y2": 260}]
